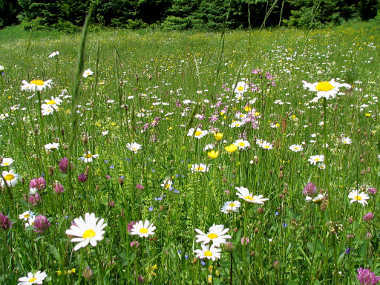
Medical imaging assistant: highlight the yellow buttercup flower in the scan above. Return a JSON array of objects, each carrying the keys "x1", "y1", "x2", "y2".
[
  {"x1": 207, "y1": 150, "x2": 219, "y2": 159},
  {"x1": 214, "y1": 132, "x2": 223, "y2": 141},
  {"x1": 225, "y1": 144, "x2": 238, "y2": 153}
]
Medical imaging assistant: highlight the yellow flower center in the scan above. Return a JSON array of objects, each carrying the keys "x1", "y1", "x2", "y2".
[
  {"x1": 4, "y1": 173, "x2": 14, "y2": 181},
  {"x1": 197, "y1": 167, "x2": 204, "y2": 171},
  {"x1": 139, "y1": 228, "x2": 148, "y2": 234},
  {"x1": 354, "y1": 195, "x2": 362, "y2": 201},
  {"x1": 316, "y1": 81, "x2": 334, "y2": 92},
  {"x1": 30, "y1": 80, "x2": 44, "y2": 86},
  {"x1": 238, "y1": 142, "x2": 245, "y2": 147},
  {"x1": 263, "y1": 145, "x2": 270, "y2": 149},
  {"x1": 28, "y1": 277, "x2": 37, "y2": 283},
  {"x1": 207, "y1": 233, "x2": 218, "y2": 239},
  {"x1": 3, "y1": 162, "x2": 9, "y2": 166},
  {"x1": 82, "y1": 229, "x2": 96, "y2": 238},
  {"x1": 24, "y1": 214, "x2": 30, "y2": 218},
  {"x1": 47, "y1": 99, "x2": 56, "y2": 105},
  {"x1": 229, "y1": 203, "x2": 235, "y2": 207},
  {"x1": 237, "y1": 86, "x2": 244, "y2": 91},
  {"x1": 194, "y1": 130, "x2": 202, "y2": 137},
  {"x1": 85, "y1": 154, "x2": 92, "y2": 158},
  {"x1": 204, "y1": 250, "x2": 213, "y2": 257},
  {"x1": 244, "y1": 195, "x2": 253, "y2": 201}
]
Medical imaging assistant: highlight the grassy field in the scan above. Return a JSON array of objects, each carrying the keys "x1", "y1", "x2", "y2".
[{"x1": 0, "y1": 21, "x2": 379, "y2": 284}]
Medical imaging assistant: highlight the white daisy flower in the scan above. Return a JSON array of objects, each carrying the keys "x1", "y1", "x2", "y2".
[
  {"x1": 83, "y1": 69, "x2": 94, "y2": 78},
  {"x1": 41, "y1": 104, "x2": 55, "y2": 116},
  {"x1": 305, "y1": 193, "x2": 326, "y2": 203},
  {"x1": 221, "y1": 201, "x2": 241, "y2": 214},
  {"x1": 65, "y1": 213, "x2": 107, "y2": 251},
  {"x1": 0, "y1": 65, "x2": 4, "y2": 71},
  {"x1": 126, "y1": 142, "x2": 142, "y2": 153},
  {"x1": 79, "y1": 151, "x2": 99, "y2": 163},
  {"x1": 289, "y1": 144, "x2": 303, "y2": 152},
  {"x1": 229, "y1": 121, "x2": 245, "y2": 128},
  {"x1": 1, "y1": 169, "x2": 19, "y2": 187},
  {"x1": 44, "y1": 96, "x2": 62, "y2": 110},
  {"x1": 348, "y1": 190, "x2": 369, "y2": 206},
  {"x1": 341, "y1": 137, "x2": 352, "y2": 145},
  {"x1": 203, "y1": 144, "x2": 215, "y2": 151},
  {"x1": 260, "y1": 141, "x2": 273, "y2": 150},
  {"x1": 44, "y1": 143, "x2": 59, "y2": 152},
  {"x1": 161, "y1": 178, "x2": 173, "y2": 190},
  {"x1": 308, "y1": 155, "x2": 324, "y2": 165},
  {"x1": 233, "y1": 139, "x2": 250, "y2": 150},
  {"x1": 194, "y1": 244, "x2": 221, "y2": 261},
  {"x1": 195, "y1": 224, "x2": 231, "y2": 247},
  {"x1": 193, "y1": 128, "x2": 208, "y2": 139},
  {"x1": 21, "y1": 79, "x2": 53, "y2": 92},
  {"x1": 190, "y1": 163, "x2": 209, "y2": 173},
  {"x1": 233, "y1": 81, "x2": 249, "y2": 95},
  {"x1": 19, "y1": 211, "x2": 35, "y2": 221},
  {"x1": 130, "y1": 220, "x2": 156, "y2": 238},
  {"x1": 236, "y1": 186, "x2": 269, "y2": 204},
  {"x1": 302, "y1": 79, "x2": 351, "y2": 102},
  {"x1": 18, "y1": 271, "x2": 47, "y2": 285},
  {"x1": 1, "y1": 157, "x2": 14, "y2": 167}
]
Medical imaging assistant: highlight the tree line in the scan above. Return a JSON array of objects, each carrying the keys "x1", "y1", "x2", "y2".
[{"x1": 0, "y1": 0, "x2": 378, "y2": 31}]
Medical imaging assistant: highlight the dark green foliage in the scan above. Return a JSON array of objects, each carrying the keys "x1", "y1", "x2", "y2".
[
  {"x1": 0, "y1": 0, "x2": 20, "y2": 27},
  {"x1": 284, "y1": 0, "x2": 369, "y2": 28},
  {"x1": 4, "y1": 0, "x2": 378, "y2": 30},
  {"x1": 359, "y1": 0, "x2": 378, "y2": 21}
]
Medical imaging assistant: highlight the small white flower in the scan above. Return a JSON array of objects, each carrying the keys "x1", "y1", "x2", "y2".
[
  {"x1": 18, "y1": 271, "x2": 47, "y2": 285},
  {"x1": 1, "y1": 158, "x2": 14, "y2": 167},
  {"x1": 65, "y1": 213, "x2": 107, "y2": 251},
  {"x1": 348, "y1": 190, "x2": 369, "y2": 206},
  {"x1": 190, "y1": 163, "x2": 209, "y2": 173},
  {"x1": 44, "y1": 142, "x2": 59, "y2": 152},
  {"x1": 233, "y1": 139, "x2": 250, "y2": 150},
  {"x1": 48, "y1": 51, "x2": 59, "y2": 58},
  {"x1": 341, "y1": 137, "x2": 352, "y2": 145},
  {"x1": 79, "y1": 151, "x2": 99, "y2": 163},
  {"x1": 289, "y1": 144, "x2": 303, "y2": 152},
  {"x1": 83, "y1": 69, "x2": 94, "y2": 78},
  {"x1": 194, "y1": 244, "x2": 221, "y2": 261},
  {"x1": 130, "y1": 220, "x2": 156, "y2": 238},
  {"x1": 308, "y1": 155, "x2": 324, "y2": 165},
  {"x1": 236, "y1": 186, "x2": 269, "y2": 204},
  {"x1": 126, "y1": 142, "x2": 142, "y2": 153},
  {"x1": 1, "y1": 169, "x2": 19, "y2": 187},
  {"x1": 195, "y1": 224, "x2": 231, "y2": 246},
  {"x1": 221, "y1": 201, "x2": 241, "y2": 214},
  {"x1": 21, "y1": 79, "x2": 53, "y2": 92}
]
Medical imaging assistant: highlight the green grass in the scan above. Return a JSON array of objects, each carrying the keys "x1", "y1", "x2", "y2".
[{"x1": 0, "y1": 22, "x2": 379, "y2": 284}]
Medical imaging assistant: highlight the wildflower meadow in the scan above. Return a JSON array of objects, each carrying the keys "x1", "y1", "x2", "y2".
[{"x1": 0, "y1": 20, "x2": 379, "y2": 284}]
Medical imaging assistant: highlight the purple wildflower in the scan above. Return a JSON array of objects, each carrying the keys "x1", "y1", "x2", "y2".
[
  {"x1": 59, "y1": 157, "x2": 69, "y2": 173},
  {"x1": 357, "y1": 268, "x2": 380, "y2": 285},
  {"x1": 363, "y1": 212, "x2": 374, "y2": 222},
  {"x1": 303, "y1": 182, "x2": 317, "y2": 196},
  {"x1": 33, "y1": 215, "x2": 51, "y2": 233},
  {"x1": 0, "y1": 212, "x2": 12, "y2": 230}
]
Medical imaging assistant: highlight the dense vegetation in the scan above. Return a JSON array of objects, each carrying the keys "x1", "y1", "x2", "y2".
[
  {"x1": 0, "y1": 19, "x2": 379, "y2": 283},
  {"x1": 0, "y1": 0, "x2": 378, "y2": 31}
]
